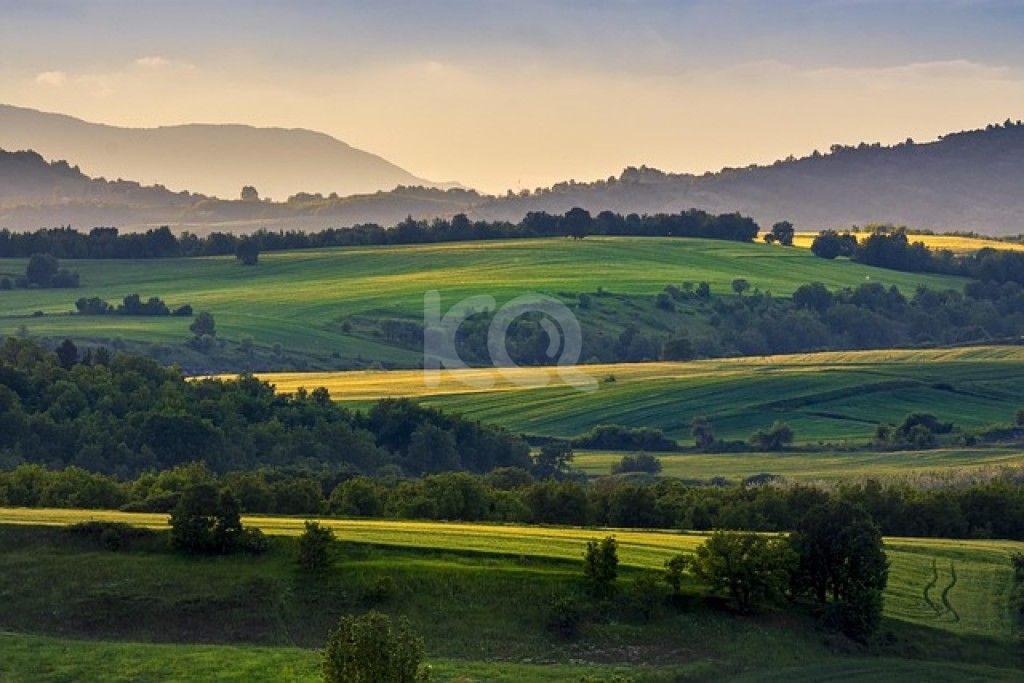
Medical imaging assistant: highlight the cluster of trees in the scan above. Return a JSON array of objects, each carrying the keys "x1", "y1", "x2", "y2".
[
  {"x1": 0, "y1": 253, "x2": 79, "y2": 290},
  {"x1": 6, "y1": 460, "x2": 1024, "y2": 541},
  {"x1": 75, "y1": 294, "x2": 193, "y2": 317},
  {"x1": 568, "y1": 500, "x2": 887, "y2": 641},
  {"x1": 812, "y1": 228, "x2": 1024, "y2": 288},
  {"x1": 0, "y1": 209, "x2": 762, "y2": 260},
  {"x1": 0, "y1": 338, "x2": 529, "y2": 478},
  {"x1": 662, "y1": 278, "x2": 1024, "y2": 359}
]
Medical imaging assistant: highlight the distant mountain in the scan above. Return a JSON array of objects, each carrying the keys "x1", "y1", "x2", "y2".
[
  {"x1": 471, "y1": 120, "x2": 1024, "y2": 235},
  {"x1": 0, "y1": 104, "x2": 439, "y2": 200},
  {"x1": 2, "y1": 116, "x2": 1023, "y2": 235}
]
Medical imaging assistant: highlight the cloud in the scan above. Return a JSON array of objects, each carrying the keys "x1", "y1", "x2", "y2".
[
  {"x1": 34, "y1": 70, "x2": 68, "y2": 86},
  {"x1": 135, "y1": 56, "x2": 171, "y2": 69}
]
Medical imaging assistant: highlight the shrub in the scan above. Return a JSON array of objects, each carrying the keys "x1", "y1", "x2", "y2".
[
  {"x1": 322, "y1": 611, "x2": 430, "y2": 683},
  {"x1": 297, "y1": 520, "x2": 335, "y2": 571},
  {"x1": 583, "y1": 536, "x2": 619, "y2": 597},
  {"x1": 627, "y1": 574, "x2": 663, "y2": 621},
  {"x1": 611, "y1": 453, "x2": 663, "y2": 475},
  {"x1": 364, "y1": 575, "x2": 398, "y2": 604},
  {"x1": 663, "y1": 553, "x2": 689, "y2": 599},
  {"x1": 545, "y1": 594, "x2": 586, "y2": 639}
]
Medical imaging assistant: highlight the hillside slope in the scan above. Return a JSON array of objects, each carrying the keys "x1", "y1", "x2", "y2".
[{"x1": 0, "y1": 104, "x2": 434, "y2": 199}]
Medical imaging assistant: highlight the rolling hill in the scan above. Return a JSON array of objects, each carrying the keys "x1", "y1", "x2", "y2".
[
  {"x1": 0, "y1": 236, "x2": 965, "y2": 372},
  {"x1": 0, "y1": 104, "x2": 437, "y2": 200}
]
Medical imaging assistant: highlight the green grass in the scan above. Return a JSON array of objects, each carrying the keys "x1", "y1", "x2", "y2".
[
  {"x1": 1, "y1": 509, "x2": 1021, "y2": 641},
  {"x1": 257, "y1": 346, "x2": 1024, "y2": 443},
  {"x1": 0, "y1": 517, "x2": 1021, "y2": 681},
  {"x1": 0, "y1": 237, "x2": 964, "y2": 365},
  {"x1": 575, "y1": 447, "x2": 1024, "y2": 482}
]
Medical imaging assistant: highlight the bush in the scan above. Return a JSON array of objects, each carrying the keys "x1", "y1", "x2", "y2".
[
  {"x1": 663, "y1": 553, "x2": 689, "y2": 599},
  {"x1": 364, "y1": 575, "x2": 398, "y2": 604},
  {"x1": 583, "y1": 536, "x2": 619, "y2": 597},
  {"x1": 691, "y1": 531, "x2": 795, "y2": 612},
  {"x1": 297, "y1": 520, "x2": 335, "y2": 571},
  {"x1": 322, "y1": 611, "x2": 430, "y2": 683},
  {"x1": 611, "y1": 453, "x2": 663, "y2": 475},
  {"x1": 545, "y1": 594, "x2": 586, "y2": 639},
  {"x1": 65, "y1": 521, "x2": 155, "y2": 551},
  {"x1": 627, "y1": 574, "x2": 663, "y2": 621}
]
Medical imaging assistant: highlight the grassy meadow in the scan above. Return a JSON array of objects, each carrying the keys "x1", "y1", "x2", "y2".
[
  {"x1": 573, "y1": 447, "x2": 1024, "y2": 482},
  {"x1": 0, "y1": 514, "x2": 1021, "y2": 681},
  {"x1": 0, "y1": 236, "x2": 965, "y2": 367},
  {"x1": 254, "y1": 346, "x2": 1024, "y2": 443},
  {"x1": 793, "y1": 231, "x2": 1024, "y2": 254}
]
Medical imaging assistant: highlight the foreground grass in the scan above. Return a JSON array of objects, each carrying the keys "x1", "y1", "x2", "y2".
[
  {"x1": 256, "y1": 346, "x2": 1024, "y2": 443},
  {"x1": 1, "y1": 509, "x2": 1020, "y2": 641},
  {"x1": 574, "y1": 447, "x2": 1024, "y2": 482},
  {"x1": 0, "y1": 236, "x2": 963, "y2": 362}
]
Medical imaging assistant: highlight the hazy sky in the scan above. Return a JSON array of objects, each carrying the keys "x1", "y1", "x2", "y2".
[{"x1": 2, "y1": 0, "x2": 1024, "y2": 191}]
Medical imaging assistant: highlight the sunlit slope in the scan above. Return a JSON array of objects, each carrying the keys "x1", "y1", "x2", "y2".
[
  {"x1": 794, "y1": 231, "x2": 1024, "y2": 254},
  {"x1": 255, "y1": 346, "x2": 1024, "y2": 442},
  {"x1": 0, "y1": 237, "x2": 964, "y2": 359},
  {"x1": 1, "y1": 509, "x2": 1020, "y2": 640}
]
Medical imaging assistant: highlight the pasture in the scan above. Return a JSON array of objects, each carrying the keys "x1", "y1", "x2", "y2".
[
  {"x1": 0, "y1": 237, "x2": 964, "y2": 366},
  {"x1": 1, "y1": 508, "x2": 1020, "y2": 641},
  {"x1": 255, "y1": 346, "x2": 1024, "y2": 443},
  {"x1": 573, "y1": 447, "x2": 1024, "y2": 482}
]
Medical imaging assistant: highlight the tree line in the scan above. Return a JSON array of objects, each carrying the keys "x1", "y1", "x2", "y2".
[
  {"x1": 0, "y1": 208, "x2": 761, "y2": 260},
  {"x1": 5, "y1": 459, "x2": 1024, "y2": 542}
]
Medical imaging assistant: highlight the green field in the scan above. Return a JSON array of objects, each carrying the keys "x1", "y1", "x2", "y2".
[
  {"x1": 0, "y1": 237, "x2": 964, "y2": 367},
  {"x1": 256, "y1": 346, "x2": 1024, "y2": 444},
  {"x1": 574, "y1": 447, "x2": 1024, "y2": 481},
  {"x1": 0, "y1": 513, "x2": 1021, "y2": 681}
]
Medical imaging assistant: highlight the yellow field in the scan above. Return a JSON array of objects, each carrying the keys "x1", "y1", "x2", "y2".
[
  {"x1": 794, "y1": 231, "x2": 1024, "y2": 253},
  {"x1": 237, "y1": 345, "x2": 1024, "y2": 400}
]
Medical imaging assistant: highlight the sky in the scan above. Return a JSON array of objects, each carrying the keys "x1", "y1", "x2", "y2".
[{"x1": 2, "y1": 0, "x2": 1024, "y2": 192}]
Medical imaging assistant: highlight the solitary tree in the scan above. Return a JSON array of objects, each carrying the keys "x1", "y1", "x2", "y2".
[
  {"x1": 790, "y1": 501, "x2": 888, "y2": 641},
  {"x1": 190, "y1": 311, "x2": 216, "y2": 338},
  {"x1": 297, "y1": 520, "x2": 335, "y2": 572},
  {"x1": 583, "y1": 535, "x2": 619, "y2": 597},
  {"x1": 236, "y1": 240, "x2": 260, "y2": 266},
  {"x1": 770, "y1": 221, "x2": 796, "y2": 246},
  {"x1": 691, "y1": 416, "x2": 715, "y2": 450},
  {"x1": 533, "y1": 440, "x2": 574, "y2": 479},
  {"x1": 322, "y1": 611, "x2": 430, "y2": 683}
]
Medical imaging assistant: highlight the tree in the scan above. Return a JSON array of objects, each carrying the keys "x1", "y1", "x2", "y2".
[
  {"x1": 770, "y1": 221, "x2": 795, "y2": 246},
  {"x1": 691, "y1": 416, "x2": 715, "y2": 450},
  {"x1": 322, "y1": 611, "x2": 430, "y2": 683},
  {"x1": 190, "y1": 311, "x2": 216, "y2": 337},
  {"x1": 790, "y1": 501, "x2": 889, "y2": 641},
  {"x1": 533, "y1": 440, "x2": 574, "y2": 479},
  {"x1": 583, "y1": 536, "x2": 619, "y2": 597},
  {"x1": 561, "y1": 207, "x2": 592, "y2": 239},
  {"x1": 691, "y1": 531, "x2": 794, "y2": 612},
  {"x1": 663, "y1": 553, "x2": 689, "y2": 599},
  {"x1": 236, "y1": 240, "x2": 260, "y2": 266},
  {"x1": 297, "y1": 520, "x2": 335, "y2": 571},
  {"x1": 731, "y1": 278, "x2": 751, "y2": 296},
  {"x1": 56, "y1": 339, "x2": 78, "y2": 369},
  {"x1": 750, "y1": 421, "x2": 794, "y2": 451},
  {"x1": 169, "y1": 484, "x2": 261, "y2": 554},
  {"x1": 240, "y1": 185, "x2": 260, "y2": 202}
]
